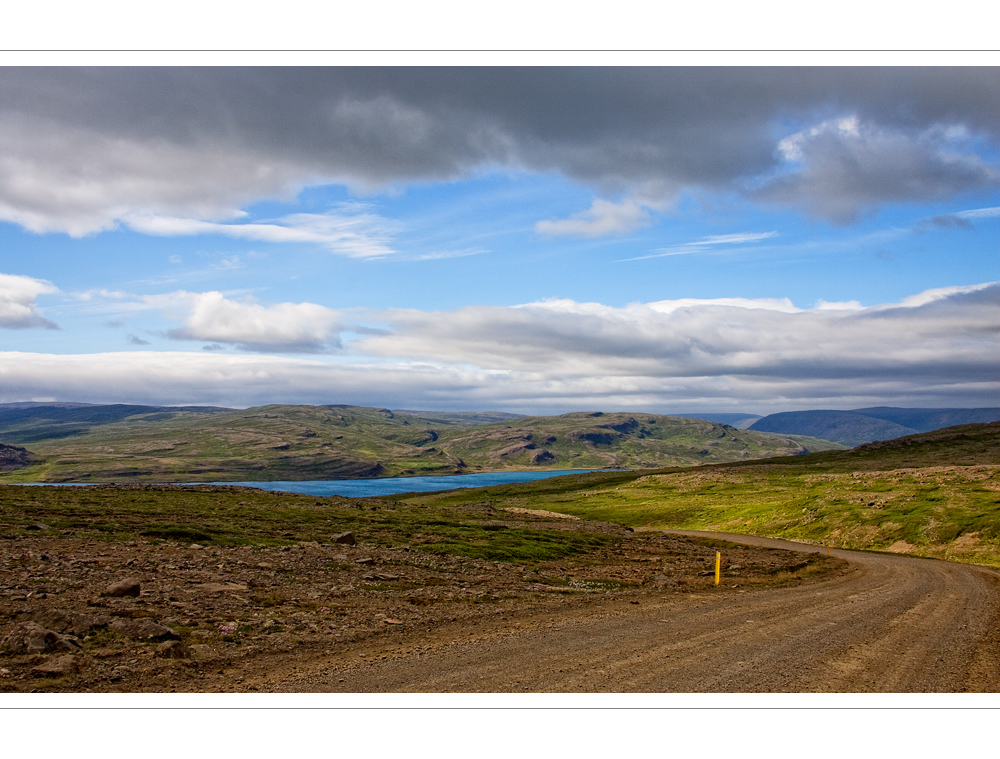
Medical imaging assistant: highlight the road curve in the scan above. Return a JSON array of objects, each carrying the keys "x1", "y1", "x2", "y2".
[{"x1": 263, "y1": 532, "x2": 1000, "y2": 692}]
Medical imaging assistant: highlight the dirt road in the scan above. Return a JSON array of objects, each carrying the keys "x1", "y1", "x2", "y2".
[{"x1": 256, "y1": 532, "x2": 1000, "y2": 692}]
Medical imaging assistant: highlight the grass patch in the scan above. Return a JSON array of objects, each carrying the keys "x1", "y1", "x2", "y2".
[{"x1": 0, "y1": 484, "x2": 620, "y2": 566}]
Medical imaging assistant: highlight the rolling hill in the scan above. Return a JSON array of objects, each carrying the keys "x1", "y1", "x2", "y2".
[
  {"x1": 0, "y1": 403, "x2": 844, "y2": 483},
  {"x1": 403, "y1": 421, "x2": 1000, "y2": 567}
]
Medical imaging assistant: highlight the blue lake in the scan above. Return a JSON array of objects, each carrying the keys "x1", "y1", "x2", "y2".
[{"x1": 214, "y1": 469, "x2": 597, "y2": 497}]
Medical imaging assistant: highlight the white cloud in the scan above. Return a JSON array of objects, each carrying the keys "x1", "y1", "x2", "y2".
[
  {"x1": 815, "y1": 299, "x2": 864, "y2": 311},
  {"x1": 354, "y1": 283, "x2": 1000, "y2": 398},
  {"x1": 0, "y1": 282, "x2": 996, "y2": 414},
  {"x1": 622, "y1": 231, "x2": 778, "y2": 261},
  {"x1": 957, "y1": 205, "x2": 1000, "y2": 219},
  {"x1": 884, "y1": 282, "x2": 994, "y2": 310},
  {"x1": 124, "y1": 206, "x2": 400, "y2": 259},
  {"x1": 535, "y1": 198, "x2": 652, "y2": 238},
  {"x1": 145, "y1": 291, "x2": 343, "y2": 353},
  {"x1": 0, "y1": 273, "x2": 59, "y2": 329}
]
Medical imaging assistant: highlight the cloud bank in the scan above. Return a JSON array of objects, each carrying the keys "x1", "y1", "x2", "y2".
[
  {"x1": 1, "y1": 68, "x2": 998, "y2": 237},
  {"x1": 3, "y1": 283, "x2": 997, "y2": 413}
]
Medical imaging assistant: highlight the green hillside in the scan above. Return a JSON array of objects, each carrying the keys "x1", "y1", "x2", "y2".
[
  {"x1": 401, "y1": 422, "x2": 1000, "y2": 567},
  {"x1": 0, "y1": 403, "x2": 844, "y2": 483}
]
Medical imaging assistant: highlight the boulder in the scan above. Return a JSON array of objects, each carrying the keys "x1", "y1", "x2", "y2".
[
  {"x1": 332, "y1": 531, "x2": 356, "y2": 545},
  {"x1": 103, "y1": 578, "x2": 141, "y2": 597},
  {"x1": 1, "y1": 622, "x2": 82, "y2": 654},
  {"x1": 31, "y1": 655, "x2": 78, "y2": 678},
  {"x1": 155, "y1": 640, "x2": 190, "y2": 659},
  {"x1": 32, "y1": 610, "x2": 110, "y2": 638},
  {"x1": 109, "y1": 618, "x2": 180, "y2": 642}
]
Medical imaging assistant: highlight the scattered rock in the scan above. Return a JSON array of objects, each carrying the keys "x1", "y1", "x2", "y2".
[
  {"x1": 187, "y1": 644, "x2": 217, "y2": 659},
  {"x1": 155, "y1": 640, "x2": 190, "y2": 659},
  {"x1": 383, "y1": 619, "x2": 404, "y2": 625},
  {"x1": 103, "y1": 578, "x2": 141, "y2": 597},
  {"x1": 1, "y1": 622, "x2": 82, "y2": 654},
  {"x1": 31, "y1": 655, "x2": 78, "y2": 678},
  {"x1": 109, "y1": 618, "x2": 180, "y2": 642},
  {"x1": 332, "y1": 532, "x2": 356, "y2": 545},
  {"x1": 356, "y1": 557, "x2": 375, "y2": 565},
  {"x1": 32, "y1": 610, "x2": 110, "y2": 638}
]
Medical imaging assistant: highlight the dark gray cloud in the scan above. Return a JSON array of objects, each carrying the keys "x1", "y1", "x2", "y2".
[
  {"x1": 754, "y1": 118, "x2": 999, "y2": 223},
  {"x1": 919, "y1": 213, "x2": 976, "y2": 231},
  {"x1": 1, "y1": 68, "x2": 998, "y2": 233}
]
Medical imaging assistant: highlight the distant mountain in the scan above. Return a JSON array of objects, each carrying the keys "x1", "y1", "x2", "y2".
[
  {"x1": 853, "y1": 407, "x2": 1000, "y2": 432},
  {"x1": 748, "y1": 407, "x2": 1000, "y2": 446}
]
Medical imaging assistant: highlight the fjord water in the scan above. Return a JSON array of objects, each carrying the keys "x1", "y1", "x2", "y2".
[{"x1": 216, "y1": 469, "x2": 595, "y2": 497}]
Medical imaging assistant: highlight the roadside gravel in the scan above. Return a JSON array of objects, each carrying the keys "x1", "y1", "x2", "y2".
[{"x1": 257, "y1": 532, "x2": 1000, "y2": 693}]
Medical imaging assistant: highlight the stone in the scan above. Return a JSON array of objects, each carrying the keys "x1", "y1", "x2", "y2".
[
  {"x1": 332, "y1": 531, "x2": 356, "y2": 545},
  {"x1": 356, "y1": 557, "x2": 375, "y2": 565},
  {"x1": 33, "y1": 610, "x2": 110, "y2": 638},
  {"x1": 31, "y1": 655, "x2": 78, "y2": 678},
  {"x1": 103, "y1": 578, "x2": 141, "y2": 597},
  {"x1": 1, "y1": 621, "x2": 82, "y2": 654},
  {"x1": 109, "y1": 618, "x2": 181, "y2": 642},
  {"x1": 187, "y1": 644, "x2": 217, "y2": 659},
  {"x1": 155, "y1": 640, "x2": 190, "y2": 659}
]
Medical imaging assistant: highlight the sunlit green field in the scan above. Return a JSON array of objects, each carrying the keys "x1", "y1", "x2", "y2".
[{"x1": 402, "y1": 423, "x2": 1000, "y2": 567}]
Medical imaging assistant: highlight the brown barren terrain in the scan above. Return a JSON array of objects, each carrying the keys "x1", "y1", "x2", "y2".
[
  {"x1": 7, "y1": 522, "x2": 1000, "y2": 692},
  {"x1": 1, "y1": 518, "x2": 840, "y2": 693}
]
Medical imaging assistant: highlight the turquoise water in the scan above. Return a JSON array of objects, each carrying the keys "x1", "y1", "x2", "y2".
[{"x1": 215, "y1": 469, "x2": 596, "y2": 497}]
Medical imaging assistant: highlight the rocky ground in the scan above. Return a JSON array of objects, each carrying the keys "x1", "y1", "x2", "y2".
[{"x1": 0, "y1": 510, "x2": 842, "y2": 693}]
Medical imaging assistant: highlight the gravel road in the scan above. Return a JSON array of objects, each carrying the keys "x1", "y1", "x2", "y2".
[{"x1": 257, "y1": 532, "x2": 1000, "y2": 692}]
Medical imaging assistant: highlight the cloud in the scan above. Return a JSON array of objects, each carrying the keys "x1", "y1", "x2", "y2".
[
  {"x1": 352, "y1": 283, "x2": 1000, "y2": 401},
  {"x1": 920, "y1": 214, "x2": 975, "y2": 231},
  {"x1": 125, "y1": 206, "x2": 399, "y2": 259},
  {"x1": 536, "y1": 198, "x2": 652, "y2": 237},
  {"x1": 621, "y1": 231, "x2": 777, "y2": 261},
  {"x1": 0, "y1": 273, "x2": 59, "y2": 329},
  {"x1": 0, "y1": 282, "x2": 996, "y2": 412},
  {"x1": 756, "y1": 117, "x2": 1000, "y2": 223},
  {"x1": 0, "y1": 68, "x2": 998, "y2": 235},
  {"x1": 146, "y1": 291, "x2": 343, "y2": 353},
  {"x1": 917, "y1": 204, "x2": 1000, "y2": 231}
]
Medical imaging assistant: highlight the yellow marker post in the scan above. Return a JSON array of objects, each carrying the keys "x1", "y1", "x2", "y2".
[{"x1": 715, "y1": 552, "x2": 721, "y2": 586}]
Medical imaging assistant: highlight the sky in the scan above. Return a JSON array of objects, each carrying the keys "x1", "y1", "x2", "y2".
[{"x1": 1, "y1": 66, "x2": 998, "y2": 415}]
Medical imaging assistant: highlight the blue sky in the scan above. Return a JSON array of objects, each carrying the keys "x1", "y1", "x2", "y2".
[{"x1": 1, "y1": 67, "x2": 998, "y2": 414}]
